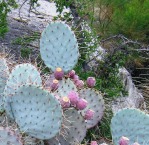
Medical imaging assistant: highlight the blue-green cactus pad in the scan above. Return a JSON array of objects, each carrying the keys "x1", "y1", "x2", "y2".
[
  {"x1": 0, "y1": 58, "x2": 9, "y2": 111},
  {"x1": 111, "y1": 108, "x2": 149, "y2": 145},
  {"x1": 0, "y1": 126, "x2": 22, "y2": 145},
  {"x1": 6, "y1": 85, "x2": 62, "y2": 140},
  {"x1": 47, "y1": 109, "x2": 87, "y2": 145},
  {"x1": 56, "y1": 78, "x2": 77, "y2": 97},
  {"x1": 79, "y1": 88, "x2": 104, "y2": 129},
  {"x1": 4, "y1": 63, "x2": 42, "y2": 96},
  {"x1": 40, "y1": 22, "x2": 79, "y2": 73}
]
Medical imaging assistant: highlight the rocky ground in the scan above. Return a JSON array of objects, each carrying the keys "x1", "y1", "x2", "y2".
[{"x1": 0, "y1": 0, "x2": 68, "y2": 60}]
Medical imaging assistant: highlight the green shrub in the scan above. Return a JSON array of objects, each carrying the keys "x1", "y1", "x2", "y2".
[
  {"x1": 0, "y1": 0, "x2": 17, "y2": 37},
  {"x1": 100, "y1": 0, "x2": 149, "y2": 42}
]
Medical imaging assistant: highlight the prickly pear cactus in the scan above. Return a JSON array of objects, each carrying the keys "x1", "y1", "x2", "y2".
[
  {"x1": 79, "y1": 88, "x2": 104, "y2": 128},
  {"x1": 56, "y1": 78, "x2": 77, "y2": 97},
  {"x1": 111, "y1": 108, "x2": 149, "y2": 145},
  {"x1": 0, "y1": 58, "x2": 9, "y2": 111},
  {"x1": 4, "y1": 63, "x2": 42, "y2": 96},
  {"x1": 5, "y1": 85, "x2": 62, "y2": 140},
  {"x1": 0, "y1": 126, "x2": 23, "y2": 145},
  {"x1": 47, "y1": 109, "x2": 87, "y2": 145},
  {"x1": 40, "y1": 22, "x2": 79, "y2": 73}
]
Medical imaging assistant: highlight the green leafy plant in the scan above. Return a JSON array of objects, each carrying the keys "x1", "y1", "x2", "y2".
[
  {"x1": 97, "y1": 0, "x2": 149, "y2": 42},
  {"x1": 0, "y1": 0, "x2": 17, "y2": 37}
]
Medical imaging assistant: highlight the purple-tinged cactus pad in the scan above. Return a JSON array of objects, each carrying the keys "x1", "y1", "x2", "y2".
[
  {"x1": 5, "y1": 85, "x2": 62, "y2": 140},
  {"x1": 111, "y1": 108, "x2": 149, "y2": 145},
  {"x1": 79, "y1": 88, "x2": 104, "y2": 128},
  {"x1": 0, "y1": 126, "x2": 23, "y2": 145},
  {"x1": 47, "y1": 109, "x2": 87, "y2": 145}
]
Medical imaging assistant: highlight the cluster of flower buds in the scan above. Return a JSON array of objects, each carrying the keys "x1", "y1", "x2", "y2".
[
  {"x1": 60, "y1": 91, "x2": 87, "y2": 109},
  {"x1": 60, "y1": 90, "x2": 94, "y2": 120},
  {"x1": 67, "y1": 70, "x2": 96, "y2": 88}
]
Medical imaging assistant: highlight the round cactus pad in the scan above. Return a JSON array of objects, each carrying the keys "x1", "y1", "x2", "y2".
[
  {"x1": 6, "y1": 85, "x2": 62, "y2": 140},
  {"x1": 4, "y1": 63, "x2": 42, "y2": 96},
  {"x1": 40, "y1": 22, "x2": 79, "y2": 73},
  {"x1": 111, "y1": 108, "x2": 149, "y2": 145},
  {"x1": 47, "y1": 109, "x2": 87, "y2": 145},
  {"x1": 0, "y1": 126, "x2": 22, "y2": 145},
  {"x1": 79, "y1": 88, "x2": 104, "y2": 128}
]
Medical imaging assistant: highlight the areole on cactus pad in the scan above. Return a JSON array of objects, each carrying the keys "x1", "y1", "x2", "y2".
[{"x1": 40, "y1": 22, "x2": 79, "y2": 73}]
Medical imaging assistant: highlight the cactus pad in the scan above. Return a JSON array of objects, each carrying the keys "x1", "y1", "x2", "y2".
[
  {"x1": 4, "y1": 63, "x2": 42, "y2": 96},
  {"x1": 56, "y1": 78, "x2": 77, "y2": 97},
  {"x1": 40, "y1": 22, "x2": 79, "y2": 73},
  {"x1": 5, "y1": 85, "x2": 62, "y2": 140},
  {"x1": 0, "y1": 126, "x2": 22, "y2": 145},
  {"x1": 111, "y1": 108, "x2": 149, "y2": 145},
  {"x1": 47, "y1": 109, "x2": 87, "y2": 145},
  {"x1": 0, "y1": 58, "x2": 9, "y2": 94},
  {"x1": 0, "y1": 58, "x2": 9, "y2": 111},
  {"x1": 79, "y1": 88, "x2": 104, "y2": 128}
]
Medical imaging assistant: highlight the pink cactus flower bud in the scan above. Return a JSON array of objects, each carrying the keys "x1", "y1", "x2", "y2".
[
  {"x1": 68, "y1": 91, "x2": 79, "y2": 106},
  {"x1": 73, "y1": 75, "x2": 79, "y2": 81},
  {"x1": 119, "y1": 136, "x2": 129, "y2": 145},
  {"x1": 91, "y1": 141, "x2": 98, "y2": 145},
  {"x1": 60, "y1": 96, "x2": 70, "y2": 108},
  {"x1": 86, "y1": 77, "x2": 96, "y2": 88},
  {"x1": 54, "y1": 67, "x2": 64, "y2": 80},
  {"x1": 68, "y1": 70, "x2": 76, "y2": 78},
  {"x1": 132, "y1": 143, "x2": 140, "y2": 145},
  {"x1": 75, "y1": 80, "x2": 84, "y2": 88},
  {"x1": 84, "y1": 109, "x2": 94, "y2": 120},
  {"x1": 50, "y1": 79, "x2": 59, "y2": 91},
  {"x1": 76, "y1": 98, "x2": 88, "y2": 110}
]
